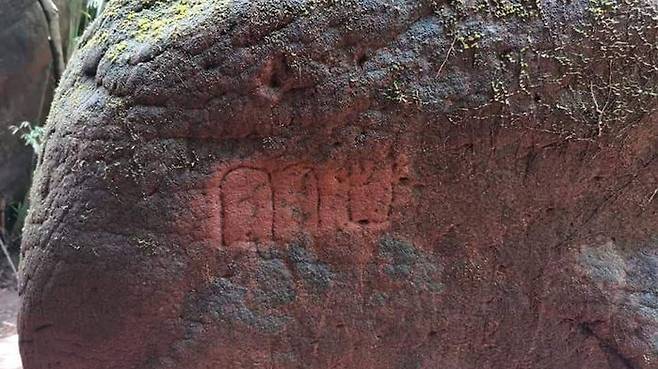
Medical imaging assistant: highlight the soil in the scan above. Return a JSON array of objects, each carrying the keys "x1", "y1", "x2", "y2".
[
  {"x1": 1, "y1": 256, "x2": 19, "y2": 334},
  {"x1": 0, "y1": 287, "x2": 18, "y2": 338},
  {"x1": 0, "y1": 279, "x2": 20, "y2": 369},
  {"x1": 1, "y1": 254, "x2": 22, "y2": 369}
]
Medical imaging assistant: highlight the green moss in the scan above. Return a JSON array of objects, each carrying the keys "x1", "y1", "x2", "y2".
[
  {"x1": 79, "y1": 0, "x2": 658, "y2": 141},
  {"x1": 588, "y1": 0, "x2": 617, "y2": 18},
  {"x1": 457, "y1": 30, "x2": 483, "y2": 49},
  {"x1": 88, "y1": 0, "x2": 231, "y2": 62},
  {"x1": 86, "y1": 31, "x2": 109, "y2": 47},
  {"x1": 135, "y1": 16, "x2": 167, "y2": 41},
  {"x1": 107, "y1": 40, "x2": 128, "y2": 61},
  {"x1": 489, "y1": 0, "x2": 538, "y2": 19}
]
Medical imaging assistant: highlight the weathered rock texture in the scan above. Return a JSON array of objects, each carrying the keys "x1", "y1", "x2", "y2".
[{"x1": 19, "y1": 1, "x2": 658, "y2": 368}]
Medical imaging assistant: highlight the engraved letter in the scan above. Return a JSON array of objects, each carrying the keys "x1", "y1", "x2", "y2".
[
  {"x1": 349, "y1": 160, "x2": 392, "y2": 224},
  {"x1": 272, "y1": 165, "x2": 319, "y2": 240},
  {"x1": 221, "y1": 168, "x2": 273, "y2": 246}
]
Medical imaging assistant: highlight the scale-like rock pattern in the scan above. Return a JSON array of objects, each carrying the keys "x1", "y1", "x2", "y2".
[{"x1": 19, "y1": 1, "x2": 658, "y2": 368}]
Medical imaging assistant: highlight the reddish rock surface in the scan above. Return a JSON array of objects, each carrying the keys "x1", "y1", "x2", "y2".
[{"x1": 19, "y1": 1, "x2": 658, "y2": 369}]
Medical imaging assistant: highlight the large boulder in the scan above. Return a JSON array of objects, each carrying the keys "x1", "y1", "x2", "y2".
[{"x1": 19, "y1": 1, "x2": 658, "y2": 368}]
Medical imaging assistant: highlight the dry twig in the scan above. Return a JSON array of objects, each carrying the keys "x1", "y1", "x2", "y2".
[
  {"x1": 39, "y1": 0, "x2": 66, "y2": 81},
  {"x1": 436, "y1": 35, "x2": 459, "y2": 78},
  {"x1": 0, "y1": 237, "x2": 18, "y2": 284}
]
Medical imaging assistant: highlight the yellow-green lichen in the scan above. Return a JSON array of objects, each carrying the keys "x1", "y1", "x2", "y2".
[
  {"x1": 107, "y1": 40, "x2": 128, "y2": 61},
  {"x1": 588, "y1": 0, "x2": 617, "y2": 18}
]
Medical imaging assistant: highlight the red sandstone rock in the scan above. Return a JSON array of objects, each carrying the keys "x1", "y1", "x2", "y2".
[{"x1": 18, "y1": 1, "x2": 658, "y2": 369}]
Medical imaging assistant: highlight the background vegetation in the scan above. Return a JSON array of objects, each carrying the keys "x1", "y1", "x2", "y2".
[{"x1": 0, "y1": 0, "x2": 107, "y2": 283}]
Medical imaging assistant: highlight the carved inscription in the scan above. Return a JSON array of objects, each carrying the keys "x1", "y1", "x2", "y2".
[
  {"x1": 317, "y1": 166, "x2": 351, "y2": 231},
  {"x1": 272, "y1": 165, "x2": 320, "y2": 240},
  {"x1": 221, "y1": 168, "x2": 273, "y2": 246},
  {"x1": 220, "y1": 160, "x2": 396, "y2": 247},
  {"x1": 349, "y1": 160, "x2": 393, "y2": 224}
]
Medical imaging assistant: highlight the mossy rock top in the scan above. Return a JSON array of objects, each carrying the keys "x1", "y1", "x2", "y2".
[{"x1": 50, "y1": 0, "x2": 658, "y2": 140}]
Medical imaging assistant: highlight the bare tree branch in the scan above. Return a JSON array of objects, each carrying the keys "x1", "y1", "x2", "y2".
[
  {"x1": 39, "y1": 0, "x2": 66, "y2": 81},
  {"x1": 0, "y1": 197, "x2": 4, "y2": 237},
  {"x1": 436, "y1": 35, "x2": 458, "y2": 78},
  {"x1": 0, "y1": 237, "x2": 18, "y2": 285}
]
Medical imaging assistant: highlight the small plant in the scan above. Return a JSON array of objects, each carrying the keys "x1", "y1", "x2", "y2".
[
  {"x1": 588, "y1": 0, "x2": 617, "y2": 18},
  {"x1": 457, "y1": 31, "x2": 483, "y2": 50},
  {"x1": 384, "y1": 81, "x2": 410, "y2": 104},
  {"x1": 9, "y1": 122, "x2": 46, "y2": 154},
  {"x1": 1, "y1": 0, "x2": 109, "y2": 271},
  {"x1": 9, "y1": 202, "x2": 29, "y2": 237}
]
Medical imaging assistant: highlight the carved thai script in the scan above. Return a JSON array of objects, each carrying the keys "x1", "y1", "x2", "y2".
[
  {"x1": 221, "y1": 168, "x2": 273, "y2": 246},
  {"x1": 220, "y1": 160, "x2": 396, "y2": 246},
  {"x1": 349, "y1": 160, "x2": 393, "y2": 225},
  {"x1": 272, "y1": 165, "x2": 320, "y2": 240}
]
